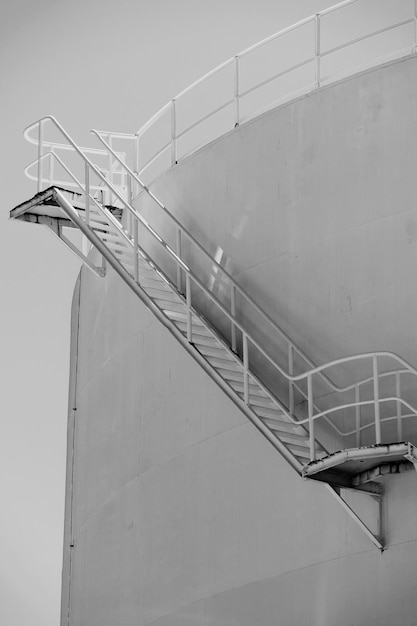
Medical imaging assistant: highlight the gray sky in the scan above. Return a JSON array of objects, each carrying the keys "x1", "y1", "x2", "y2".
[{"x1": 1, "y1": 0, "x2": 407, "y2": 623}]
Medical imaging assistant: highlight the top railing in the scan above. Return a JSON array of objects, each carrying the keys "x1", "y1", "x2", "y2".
[{"x1": 92, "y1": 0, "x2": 417, "y2": 185}]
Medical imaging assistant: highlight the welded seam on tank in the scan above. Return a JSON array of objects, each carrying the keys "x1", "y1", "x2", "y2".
[
  {"x1": 71, "y1": 420, "x2": 251, "y2": 538},
  {"x1": 66, "y1": 269, "x2": 82, "y2": 626},
  {"x1": 144, "y1": 540, "x2": 386, "y2": 626}
]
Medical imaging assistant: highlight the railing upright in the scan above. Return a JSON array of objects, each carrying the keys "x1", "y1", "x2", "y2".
[
  {"x1": 243, "y1": 334, "x2": 249, "y2": 404},
  {"x1": 134, "y1": 133, "x2": 140, "y2": 176},
  {"x1": 176, "y1": 228, "x2": 182, "y2": 291},
  {"x1": 186, "y1": 273, "x2": 192, "y2": 342},
  {"x1": 315, "y1": 13, "x2": 321, "y2": 88},
  {"x1": 373, "y1": 356, "x2": 382, "y2": 444},
  {"x1": 231, "y1": 285, "x2": 237, "y2": 352},
  {"x1": 37, "y1": 121, "x2": 44, "y2": 192},
  {"x1": 288, "y1": 345, "x2": 294, "y2": 414},
  {"x1": 308, "y1": 374, "x2": 315, "y2": 460},
  {"x1": 84, "y1": 163, "x2": 90, "y2": 225},
  {"x1": 126, "y1": 175, "x2": 132, "y2": 235},
  {"x1": 133, "y1": 217, "x2": 139, "y2": 283},
  {"x1": 414, "y1": 0, "x2": 417, "y2": 52},
  {"x1": 234, "y1": 56, "x2": 240, "y2": 127},
  {"x1": 396, "y1": 372, "x2": 403, "y2": 440},
  {"x1": 49, "y1": 148, "x2": 54, "y2": 187},
  {"x1": 171, "y1": 100, "x2": 177, "y2": 165},
  {"x1": 355, "y1": 385, "x2": 361, "y2": 447}
]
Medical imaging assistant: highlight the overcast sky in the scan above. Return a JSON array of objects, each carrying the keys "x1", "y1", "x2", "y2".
[{"x1": 0, "y1": 0, "x2": 409, "y2": 624}]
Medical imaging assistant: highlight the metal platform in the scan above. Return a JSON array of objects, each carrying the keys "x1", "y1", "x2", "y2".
[
  {"x1": 10, "y1": 186, "x2": 123, "y2": 227},
  {"x1": 303, "y1": 442, "x2": 417, "y2": 490}
]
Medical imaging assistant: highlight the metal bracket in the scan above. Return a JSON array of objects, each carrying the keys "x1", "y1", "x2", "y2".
[
  {"x1": 46, "y1": 223, "x2": 106, "y2": 277},
  {"x1": 326, "y1": 484, "x2": 384, "y2": 551}
]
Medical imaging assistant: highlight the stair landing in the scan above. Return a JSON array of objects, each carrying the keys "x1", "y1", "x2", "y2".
[{"x1": 303, "y1": 442, "x2": 417, "y2": 490}]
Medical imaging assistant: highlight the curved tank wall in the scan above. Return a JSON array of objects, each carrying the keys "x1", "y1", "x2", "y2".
[{"x1": 62, "y1": 55, "x2": 417, "y2": 625}]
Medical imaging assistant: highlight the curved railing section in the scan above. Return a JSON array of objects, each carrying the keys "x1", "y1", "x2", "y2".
[
  {"x1": 23, "y1": 115, "x2": 417, "y2": 462},
  {"x1": 93, "y1": 0, "x2": 417, "y2": 184},
  {"x1": 24, "y1": 119, "x2": 128, "y2": 194}
]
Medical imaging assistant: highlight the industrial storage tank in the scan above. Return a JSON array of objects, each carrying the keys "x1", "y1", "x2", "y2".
[{"x1": 10, "y1": 2, "x2": 417, "y2": 624}]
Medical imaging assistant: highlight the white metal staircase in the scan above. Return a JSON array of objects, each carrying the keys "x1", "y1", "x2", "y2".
[
  {"x1": 11, "y1": 115, "x2": 417, "y2": 550},
  {"x1": 10, "y1": 0, "x2": 417, "y2": 550}
]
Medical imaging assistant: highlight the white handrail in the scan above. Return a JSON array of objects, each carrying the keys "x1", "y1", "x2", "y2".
[{"x1": 95, "y1": 0, "x2": 415, "y2": 183}]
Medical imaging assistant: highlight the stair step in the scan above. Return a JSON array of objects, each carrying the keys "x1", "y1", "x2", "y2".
[
  {"x1": 146, "y1": 288, "x2": 183, "y2": 302},
  {"x1": 260, "y1": 416, "x2": 304, "y2": 434},
  {"x1": 191, "y1": 335, "x2": 224, "y2": 348},
  {"x1": 215, "y1": 368, "x2": 244, "y2": 383},
  {"x1": 246, "y1": 395, "x2": 280, "y2": 409},
  {"x1": 250, "y1": 404, "x2": 286, "y2": 420},
  {"x1": 155, "y1": 301, "x2": 188, "y2": 314},
  {"x1": 228, "y1": 380, "x2": 269, "y2": 398},
  {"x1": 104, "y1": 239, "x2": 130, "y2": 252},
  {"x1": 138, "y1": 263, "x2": 161, "y2": 275},
  {"x1": 194, "y1": 343, "x2": 232, "y2": 358},
  {"x1": 138, "y1": 274, "x2": 172, "y2": 289},
  {"x1": 292, "y1": 449, "x2": 314, "y2": 461},
  {"x1": 282, "y1": 441, "x2": 313, "y2": 456},
  {"x1": 139, "y1": 274, "x2": 176, "y2": 293},
  {"x1": 173, "y1": 320, "x2": 212, "y2": 337},
  {"x1": 98, "y1": 228, "x2": 129, "y2": 240},
  {"x1": 206, "y1": 356, "x2": 243, "y2": 372},
  {"x1": 164, "y1": 310, "x2": 205, "y2": 327},
  {"x1": 264, "y1": 424, "x2": 310, "y2": 446}
]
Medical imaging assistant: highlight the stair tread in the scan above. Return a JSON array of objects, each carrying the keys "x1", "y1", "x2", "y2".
[
  {"x1": 228, "y1": 380, "x2": 269, "y2": 397},
  {"x1": 164, "y1": 310, "x2": 205, "y2": 326},
  {"x1": 261, "y1": 416, "x2": 305, "y2": 434},
  {"x1": 206, "y1": 357, "x2": 242, "y2": 371}
]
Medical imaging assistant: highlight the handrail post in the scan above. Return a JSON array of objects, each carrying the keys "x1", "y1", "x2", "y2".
[
  {"x1": 126, "y1": 175, "x2": 132, "y2": 235},
  {"x1": 234, "y1": 56, "x2": 240, "y2": 127},
  {"x1": 171, "y1": 99, "x2": 177, "y2": 165},
  {"x1": 84, "y1": 163, "x2": 90, "y2": 226},
  {"x1": 288, "y1": 345, "x2": 294, "y2": 414},
  {"x1": 37, "y1": 120, "x2": 44, "y2": 193},
  {"x1": 107, "y1": 133, "x2": 113, "y2": 206},
  {"x1": 315, "y1": 13, "x2": 321, "y2": 88},
  {"x1": 176, "y1": 228, "x2": 182, "y2": 291},
  {"x1": 355, "y1": 384, "x2": 361, "y2": 447},
  {"x1": 134, "y1": 133, "x2": 140, "y2": 181},
  {"x1": 49, "y1": 149, "x2": 54, "y2": 186},
  {"x1": 243, "y1": 333, "x2": 249, "y2": 404},
  {"x1": 133, "y1": 217, "x2": 139, "y2": 283},
  {"x1": 396, "y1": 372, "x2": 403, "y2": 440},
  {"x1": 231, "y1": 285, "x2": 237, "y2": 352},
  {"x1": 185, "y1": 273, "x2": 192, "y2": 343},
  {"x1": 414, "y1": 0, "x2": 417, "y2": 52},
  {"x1": 373, "y1": 356, "x2": 382, "y2": 444},
  {"x1": 308, "y1": 373, "x2": 315, "y2": 461}
]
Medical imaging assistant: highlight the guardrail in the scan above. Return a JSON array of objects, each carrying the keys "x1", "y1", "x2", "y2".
[
  {"x1": 94, "y1": 0, "x2": 417, "y2": 184},
  {"x1": 24, "y1": 119, "x2": 128, "y2": 193},
  {"x1": 23, "y1": 115, "x2": 417, "y2": 462}
]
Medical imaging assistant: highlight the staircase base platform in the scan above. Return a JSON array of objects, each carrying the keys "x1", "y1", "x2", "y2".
[
  {"x1": 303, "y1": 442, "x2": 417, "y2": 491},
  {"x1": 10, "y1": 186, "x2": 123, "y2": 227}
]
